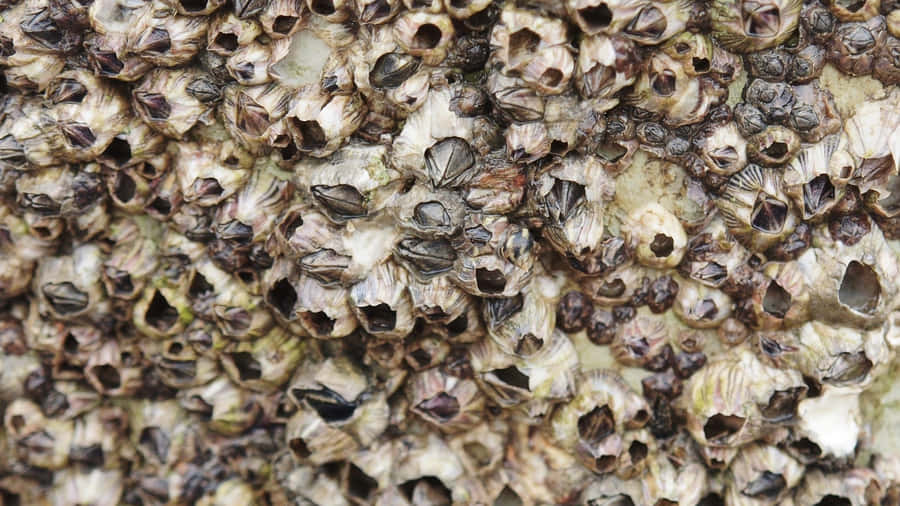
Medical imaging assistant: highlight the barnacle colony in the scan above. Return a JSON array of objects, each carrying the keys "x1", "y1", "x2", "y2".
[{"x1": 1, "y1": 0, "x2": 900, "y2": 503}]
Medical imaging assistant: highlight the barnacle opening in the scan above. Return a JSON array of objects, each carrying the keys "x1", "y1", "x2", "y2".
[
  {"x1": 412, "y1": 24, "x2": 442, "y2": 50},
  {"x1": 814, "y1": 495, "x2": 852, "y2": 506},
  {"x1": 702, "y1": 413, "x2": 745, "y2": 441},
  {"x1": 628, "y1": 440, "x2": 648, "y2": 463},
  {"x1": 292, "y1": 119, "x2": 327, "y2": 151},
  {"x1": 789, "y1": 437, "x2": 822, "y2": 458},
  {"x1": 577, "y1": 4, "x2": 613, "y2": 31},
  {"x1": 145, "y1": 290, "x2": 179, "y2": 331},
  {"x1": 229, "y1": 352, "x2": 262, "y2": 381},
  {"x1": 310, "y1": 0, "x2": 336, "y2": 15},
  {"x1": 762, "y1": 281, "x2": 791, "y2": 318},
  {"x1": 838, "y1": 261, "x2": 880, "y2": 314},
  {"x1": 494, "y1": 487, "x2": 523, "y2": 506},
  {"x1": 359, "y1": 303, "x2": 397, "y2": 332},
  {"x1": 475, "y1": 268, "x2": 507, "y2": 294},
  {"x1": 750, "y1": 195, "x2": 788, "y2": 233},
  {"x1": 346, "y1": 464, "x2": 378, "y2": 502},
  {"x1": 823, "y1": 351, "x2": 872, "y2": 385},
  {"x1": 416, "y1": 392, "x2": 461, "y2": 422},
  {"x1": 302, "y1": 311, "x2": 336, "y2": 335},
  {"x1": 91, "y1": 364, "x2": 121, "y2": 390},
  {"x1": 759, "y1": 386, "x2": 805, "y2": 421},
  {"x1": 105, "y1": 267, "x2": 134, "y2": 296},
  {"x1": 42, "y1": 282, "x2": 89, "y2": 315},
  {"x1": 488, "y1": 366, "x2": 530, "y2": 390},
  {"x1": 650, "y1": 233, "x2": 674, "y2": 257},
  {"x1": 577, "y1": 405, "x2": 615, "y2": 443},
  {"x1": 148, "y1": 197, "x2": 173, "y2": 217},
  {"x1": 179, "y1": 0, "x2": 209, "y2": 11},
  {"x1": 399, "y1": 477, "x2": 452, "y2": 504},
  {"x1": 741, "y1": 2, "x2": 782, "y2": 38},
  {"x1": 102, "y1": 138, "x2": 132, "y2": 166},
  {"x1": 289, "y1": 437, "x2": 311, "y2": 458},
  {"x1": 267, "y1": 279, "x2": 297, "y2": 318},
  {"x1": 273, "y1": 16, "x2": 299, "y2": 34},
  {"x1": 515, "y1": 334, "x2": 543, "y2": 355},
  {"x1": 650, "y1": 70, "x2": 676, "y2": 97},
  {"x1": 446, "y1": 314, "x2": 468, "y2": 336},
  {"x1": 294, "y1": 387, "x2": 358, "y2": 422},
  {"x1": 212, "y1": 33, "x2": 239, "y2": 53}
]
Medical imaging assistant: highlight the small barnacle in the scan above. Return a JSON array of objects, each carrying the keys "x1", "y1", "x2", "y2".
[
  {"x1": 349, "y1": 261, "x2": 416, "y2": 339},
  {"x1": 695, "y1": 121, "x2": 748, "y2": 176},
  {"x1": 828, "y1": 15, "x2": 887, "y2": 76},
  {"x1": 716, "y1": 164, "x2": 798, "y2": 252},
  {"x1": 133, "y1": 68, "x2": 219, "y2": 140},
  {"x1": 747, "y1": 125, "x2": 801, "y2": 166},
  {"x1": 725, "y1": 444, "x2": 804, "y2": 504},
  {"x1": 783, "y1": 134, "x2": 854, "y2": 221},
  {"x1": 825, "y1": 0, "x2": 882, "y2": 22},
  {"x1": 624, "y1": 203, "x2": 687, "y2": 269},
  {"x1": 392, "y1": 11, "x2": 455, "y2": 66},
  {"x1": 611, "y1": 313, "x2": 671, "y2": 367},
  {"x1": 734, "y1": 103, "x2": 769, "y2": 137},
  {"x1": 626, "y1": 51, "x2": 722, "y2": 126},
  {"x1": 750, "y1": 261, "x2": 810, "y2": 330},
  {"x1": 744, "y1": 78, "x2": 795, "y2": 125},
  {"x1": 673, "y1": 279, "x2": 733, "y2": 329},
  {"x1": 406, "y1": 367, "x2": 485, "y2": 433},
  {"x1": 576, "y1": 35, "x2": 640, "y2": 100},
  {"x1": 745, "y1": 48, "x2": 792, "y2": 81},
  {"x1": 710, "y1": 0, "x2": 802, "y2": 52}
]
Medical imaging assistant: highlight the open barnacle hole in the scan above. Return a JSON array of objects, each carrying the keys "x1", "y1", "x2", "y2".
[
  {"x1": 101, "y1": 137, "x2": 133, "y2": 168},
  {"x1": 309, "y1": 0, "x2": 337, "y2": 16},
  {"x1": 475, "y1": 268, "x2": 508, "y2": 295},
  {"x1": 762, "y1": 280, "x2": 791, "y2": 319},
  {"x1": 702, "y1": 413, "x2": 746, "y2": 444},
  {"x1": 650, "y1": 233, "x2": 674, "y2": 258},
  {"x1": 741, "y1": 0, "x2": 782, "y2": 38},
  {"x1": 575, "y1": 3, "x2": 613, "y2": 33},
  {"x1": 104, "y1": 266, "x2": 135, "y2": 298},
  {"x1": 650, "y1": 69, "x2": 676, "y2": 97},
  {"x1": 742, "y1": 471, "x2": 786, "y2": 499},
  {"x1": 411, "y1": 23, "x2": 442, "y2": 50},
  {"x1": 358, "y1": 303, "x2": 398, "y2": 333},
  {"x1": 483, "y1": 366, "x2": 530, "y2": 403},
  {"x1": 267, "y1": 278, "x2": 297, "y2": 319},
  {"x1": 138, "y1": 427, "x2": 170, "y2": 463},
  {"x1": 145, "y1": 290, "x2": 179, "y2": 332},
  {"x1": 42, "y1": 282, "x2": 89, "y2": 316},
  {"x1": 424, "y1": 137, "x2": 475, "y2": 188},
  {"x1": 508, "y1": 28, "x2": 541, "y2": 67},
  {"x1": 838, "y1": 261, "x2": 880, "y2": 314},
  {"x1": 759, "y1": 386, "x2": 806, "y2": 422},
  {"x1": 578, "y1": 405, "x2": 615, "y2": 445},
  {"x1": 191, "y1": 178, "x2": 225, "y2": 204},
  {"x1": 272, "y1": 15, "x2": 301, "y2": 34},
  {"x1": 180, "y1": 0, "x2": 212, "y2": 12},
  {"x1": 294, "y1": 386, "x2": 358, "y2": 423},
  {"x1": 311, "y1": 184, "x2": 367, "y2": 221},
  {"x1": 751, "y1": 194, "x2": 789, "y2": 234},
  {"x1": 399, "y1": 477, "x2": 453, "y2": 505},
  {"x1": 134, "y1": 92, "x2": 172, "y2": 121},
  {"x1": 211, "y1": 32, "x2": 239, "y2": 54},
  {"x1": 300, "y1": 311, "x2": 336, "y2": 336},
  {"x1": 227, "y1": 351, "x2": 262, "y2": 382},
  {"x1": 370, "y1": 52, "x2": 421, "y2": 89},
  {"x1": 89, "y1": 363, "x2": 122, "y2": 391},
  {"x1": 395, "y1": 238, "x2": 457, "y2": 279},
  {"x1": 624, "y1": 5, "x2": 667, "y2": 41},
  {"x1": 755, "y1": 138, "x2": 792, "y2": 165},
  {"x1": 341, "y1": 462, "x2": 379, "y2": 503}
]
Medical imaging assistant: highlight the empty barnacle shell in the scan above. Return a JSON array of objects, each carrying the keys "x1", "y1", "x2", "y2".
[
  {"x1": 132, "y1": 68, "x2": 219, "y2": 139},
  {"x1": 284, "y1": 88, "x2": 367, "y2": 158},
  {"x1": 548, "y1": 369, "x2": 649, "y2": 474},
  {"x1": 220, "y1": 326, "x2": 306, "y2": 392},
  {"x1": 470, "y1": 328, "x2": 578, "y2": 418},
  {"x1": 843, "y1": 90, "x2": 900, "y2": 196},
  {"x1": 452, "y1": 215, "x2": 536, "y2": 298},
  {"x1": 505, "y1": 122, "x2": 550, "y2": 163},
  {"x1": 795, "y1": 224, "x2": 899, "y2": 328},
  {"x1": 794, "y1": 468, "x2": 882, "y2": 505},
  {"x1": 406, "y1": 367, "x2": 485, "y2": 433},
  {"x1": 259, "y1": 0, "x2": 307, "y2": 36},
  {"x1": 747, "y1": 125, "x2": 801, "y2": 167},
  {"x1": 293, "y1": 273, "x2": 358, "y2": 338},
  {"x1": 716, "y1": 164, "x2": 798, "y2": 252},
  {"x1": 725, "y1": 443, "x2": 804, "y2": 504},
  {"x1": 695, "y1": 121, "x2": 748, "y2": 177},
  {"x1": 710, "y1": 0, "x2": 802, "y2": 52},
  {"x1": 207, "y1": 12, "x2": 263, "y2": 56},
  {"x1": 624, "y1": 203, "x2": 687, "y2": 270},
  {"x1": 783, "y1": 134, "x2": 854, "y2": 221},
  {"x1": 179, "y1": 376, "x2": 261, "y2": 435},
  {"x1": 349, "y1": 260, "x2": 415, "y2": 339},
  {"x1": 84, "y1": 339, "x2": 144, "y2": 397},
  {"x1": 391, "y1": 11, "x2": 454, "y2": 66},
  {"x1": 750, "y1": 261, "x2": 810, "y2": 330},
  {"x1": 681, "y1": 346, "x2": 807, "y2": 448}
]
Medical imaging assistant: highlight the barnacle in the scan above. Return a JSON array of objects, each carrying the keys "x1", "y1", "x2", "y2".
[{"x1": 3, "y1": 0, "x2": 900, "y2": 502}]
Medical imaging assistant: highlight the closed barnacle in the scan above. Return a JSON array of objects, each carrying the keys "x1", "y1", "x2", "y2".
[
  {"x1": 549, "y1": 370, "x2": 649, "y2": 474},
  {"x1": 744, "y1": 78, "x2": 795, "y2": 125},
  {"x1": 788, "y1": 43, "x2": 827, "y2": 83},
  {"x1": 175, "y1": 142, "x2": 248, "y2": 208},
  {"x1": 710, "y1": 0, "x2": 802, "y2": 52},
  {"x1": 611, "y1": 312, "x2": 671, "y2": 367},
  {"x1": 32, "y1": 244, "x2": 106, "y2": 321},
  {"x1": 133, "y1": 68, "x2": 218, "y2": 140},
  {"x1": 83, "y1": 32, "x2": 154, "y2": 82},
  {"x1": 131, "y1": 7, "x2": 208, "y2": 67},
  {"x1": 101, "y1": 217, "x2": 161, "y2": 300},
  {"x1": 673, "y1": 279, "x2": 733, "y2": 329},
  {"x1": 389, "y1": 182, "x2": 466, "y2": 237},
  {"x1": 725, "y1": 443, "x2": 804, "y2": 504},
  {"x1": 746, "y1": 48, "x2": 791, "y2": 81},
  {"x1": 873, "y1": 34, "x2": 900, "y2": 85},
  {"x1": 179, "y1": 377, "x2": 261, "y2": 435},
  {"x1": 0, "y1": 3, "x2": 67, "y2": 91},
  {"x1": 783, "y1": 134, "x2": 854, "y2": 221},
  {"x1": 221, "y1": 83, "x2": 293, "y2": 153},
  {"x1": 576, "y1": 34, "x2": 639, "y2": 101},
  {"x1": 406, "y1": 367, "x2": 485, "y2": 433},
  {"x1": 716, "y1": 164, "x2": 798, "y2": 252},
  {"x1": 481, "y1": 286, "x2": 555, "y2": 357},
  {"x1": 790, "y1": 81, "x2": 842, "y2": 142},
  {"x1": 15, "y1": 166, "x2": 103, "y2": 218},
  {"x1": 828, "y1": 16, "x2": 887, "y2": 75}
]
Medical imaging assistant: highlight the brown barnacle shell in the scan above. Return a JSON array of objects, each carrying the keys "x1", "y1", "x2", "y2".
[
  {"x1": 680, "y1": 346, "x2": 806, "y2": 448},
  {"x1": 611, "y1": 311, "x2": 671, "y2": 367},
  {"x1": 747, "y1": 125, "x2": 801, "y2": 167},
  {"x1": 624, "y1": 203, "x2": 687, "y2": 270},
  {"x1": 873, "y1": 34, "x2": 900, "y2": 85},
  {"x1": 132, "y1": 68, "x2": 219, "y2": 140},
  {"x1": 716, "y1": 164, "x2": 798, "y2": 252},
  {"x1": 529, "y1": 154, "x2": 613, "y2": 265},
  {"x1": 576, "y1": 34, "x2": 640, "y2": 100},
  {"x1": 221, "y1": 83, "x2": 293, "y2": 153},
  {"x1": 548, "y1": 369, "x2": 650, "y2": 474},
  {"x1": 782, "y1": 134, "x2": 854, "y2": 221},
  {"x1": 462, "y1": 151, "x2": 527, "y2": 214},
  {"x1": 795, "y1": 224, "x2": 899, "y2": 328},
  {"x1": 828, "y1": 15, "x2": 888, "y2": 76},
  {"x1": 473, "y1": 329, "x2": 578, "y2": 418},
  {"x1": 695, "y1": 121, "x2": 748, "y2": 176},
  {"x1": 406, "y1": 367, "x2": 485, "y2": 433},
  {"x1": 710, "y1": 0, "x2": 802, "y2": 52},
  {"x1": 131, "y1": 6, "x2": 208, "y2": 67},
  {"x1": 750, "y1": 261, "x2": 811, "y2": 330},
  {"x1": 724, "y1": 443, "x2": 805, "y2": 504},
  {"x1": 673, "y1": 278, "x2": 733, "y2": 329}
]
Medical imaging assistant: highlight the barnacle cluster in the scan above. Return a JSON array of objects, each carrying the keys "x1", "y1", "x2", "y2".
[{"x1": 1, "y1": 0, "x2": 900, "y2": 502}]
